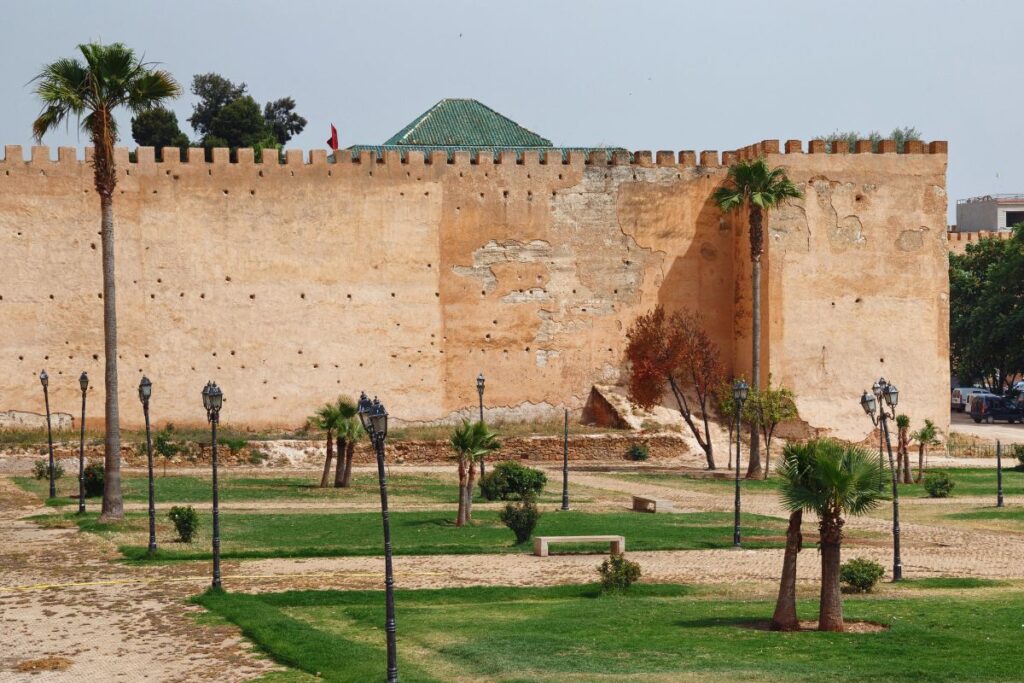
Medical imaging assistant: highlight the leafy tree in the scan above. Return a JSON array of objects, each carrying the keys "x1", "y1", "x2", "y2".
[
  {"x1": 821, "y1": 127, "x2": 922, "y2": 153},
  {"x1": 309, "y1": 401, "x2": 344, "y2": 488},
  {"x1": 714, "y1": 381, "x2": 738, "y2": 469},
  {"x1": 714, "y1": 160, "x2": 802, "y2": 477},
  {"x1": 206, "y1": 95, "x2": 273, "y2": 150},
  {"x1": 154, "y1": 424, "x2": 182, "y2": 475},
  {"x1": 333, "y1": 397, "x2": 362, "y2": 488},
  {"x1": 771, "y1": 441, "x2": 814, "y2": 631},
  {"x1": 264, "y1": 97, "x2": 307, "y2": 144},
  {"x1": 625, "y1": 306, "x2": 725, "y2": 470},
  {"x1": 32, "y1": 42, "x2": 180, "y2": 521},
  {"x1": 743, "y1": 377, "x2": 798, "y2": 479},
  {"x1": 130, "y1": 106, "x2": 189, "y2": 159},
  {"x1": 950, "y1": 226, "x2": 1024, "y2": 391},
  {"x1": 188, "y1": 73, "x2": 246, "y2": 139},
  {"x1": 779, "y1": 440, "x2": 883, "y2": 632},
  {"x1": 910, "y1": 419, "x2": 941, "y2": 483},
  {"x1": 449, "y1": 420, "x2": 500, "y2": 526}
]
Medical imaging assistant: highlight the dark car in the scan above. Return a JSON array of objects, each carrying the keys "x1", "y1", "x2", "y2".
[{"x1": 969, "y1": 395, "x2": 1024, "y2": 424}]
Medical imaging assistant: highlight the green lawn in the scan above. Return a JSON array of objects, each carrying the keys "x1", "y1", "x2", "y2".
[
  {"x1": 14, "y1": 472, "x2": 581, "y2": 507},
  {"x1": 947, "y1": 506, "x2": 1024, "y2": 527},
  {"x1": 900, "y1": 467, "x2": 1024, "y2": 498},
  {"x1": 196, "y1": 583, "x2": 1024, "y2": 682},
  {"x1": 46, "y1": 509, "x2": 787, "y2": 561},
  {"x1": 619, "y1": 466, "x2": 1024, "y2": 499}
]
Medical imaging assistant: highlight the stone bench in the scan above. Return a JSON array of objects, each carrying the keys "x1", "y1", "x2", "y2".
[
  {"x1": 533, "y1": 535, "x2": 625, "y2": 557},
  {"x1": 632, "y1": 495, "x2": 673, "y2": 513}
]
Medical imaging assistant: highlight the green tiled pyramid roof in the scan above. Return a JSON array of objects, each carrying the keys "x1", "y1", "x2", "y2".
[{"x1": 383, "y1": 99, "x2": 552, "y2": 147}]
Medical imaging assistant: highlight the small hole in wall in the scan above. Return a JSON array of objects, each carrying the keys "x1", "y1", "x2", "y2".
[
  {"x1": 18, "y1": 355, "x2": 23, "y2": 360},
  {"x1": 180, "y1": 292, "x2": 184, "y2": 297},
  {"x1": 230, "y1": 350, "x2": 236, "y2": 356},
  {"x1": 880, "y1": 358, "x2": 885, "y2": 363},
  {"x1": 298, "y1": 349, "x2": 303, "y2": 355},
  {"x1": 503, "y1": 190, "x2": 509, "y2": 199},
  {"x1": 359, "y1": 362, "x2": 364, "y2": 367},
  {"x1": 479, "y1": 192, "x2": 484, "y2": 198},
  {"x1": 200, "y1": 293, "x2": 206, "y2": 299},
  {"x1": 212, "y1": 352, "x2": 217, "y2": 357},
  {"x1": 347, "y1": 294, "x2": 352, "y2": 299},
  {"x1": 485, "y1": 334, "x2": 491, "y2": 340},
  {"x1": 157, "y1": 278, "x2": 162, "y2": 283},
  {"x1": 855, "y1": 297, "x2": 862, "y2": 303},
  {"x1": 831, "y1": 302, "x2": 835, "y2": 307},
  {"x1": 92, "y1": 354, "x2": 98, "y2": 360},
  {"x1": 481, "y1": 290, "x2": 486, "y2": 296},
  {"x1": 90, "y1": 243, "x2": 96, "y2": 250},
  {"x1": 144, "y1": 353, "x2": 149, "y2": 359},
  {"x1": 856, "y1": 194, "x2": 864, "y2": 202},
  {"x1": 225, "y1": 276, "x2": 231, "y2": 282},
  {"x1": 250, "y1": 190, "x2": 256, "y2": 196},
  {"x1": 391, "y1": 292, "x2": 395, "y2": 297},
  {"x1": 49, "y1": 294, "x2": 54, "y2": 300},
  {"x1": 98, "y1": 293, "x2": 102, "y2": 299},
  {"x1": 44, "y1": 355, "x2": 49, "y2": 360},
  {"x1": 150, "y1": 294, "x2": 155, "y2": 299},
  {"x1": 313, "y1": 363, "x2": 319, "y2": 368},
  {"x1": 249, "y1": 294, "x2": 255, "y2": 300},
  {"x1": 300, "y1": 293, "x2": 305, "y2": 299},
  {"x1": 558, "y1": 173, "x2": 563, "y2": 180}
]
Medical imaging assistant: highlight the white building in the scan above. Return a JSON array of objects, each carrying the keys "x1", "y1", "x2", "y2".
[{"x1": 955, "y1": 194, "x2": 1024, "y2": 232}]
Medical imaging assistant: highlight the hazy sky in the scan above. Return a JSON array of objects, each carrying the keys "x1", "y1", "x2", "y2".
[{"x1": 2, "y1": 0, "x2": 1019, "y2": 222}]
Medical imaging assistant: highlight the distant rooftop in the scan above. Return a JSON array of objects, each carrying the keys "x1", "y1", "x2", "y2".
[
  {"x1": 344, "y1": 98, "x2": 625, "y2": 162},
  {"x1": 957, "y1": 194, "x2": 1024, "y2": 205}
]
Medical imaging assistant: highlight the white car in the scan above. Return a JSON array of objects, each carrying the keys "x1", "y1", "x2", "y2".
[{"x1": 951, "y1": 387, "x2": 998, "y2": 413}]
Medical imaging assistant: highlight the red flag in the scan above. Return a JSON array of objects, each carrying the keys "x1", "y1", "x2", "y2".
[{"x1": 327, "y1": 124, "x2": 338, "y2": 151}]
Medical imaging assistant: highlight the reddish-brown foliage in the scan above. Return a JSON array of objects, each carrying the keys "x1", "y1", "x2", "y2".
[{"x1": 625, "y1": 306, "x2": 725, "y2": 469}]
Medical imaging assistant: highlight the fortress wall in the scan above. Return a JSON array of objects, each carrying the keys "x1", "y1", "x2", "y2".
[{"x1": 0, "y1": 142, "x2": 947, "y2": 441}]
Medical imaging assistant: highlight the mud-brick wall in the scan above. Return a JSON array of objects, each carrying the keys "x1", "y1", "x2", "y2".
[{"x1": 0, "y1": 140, "x2": 948, "y2": 442}]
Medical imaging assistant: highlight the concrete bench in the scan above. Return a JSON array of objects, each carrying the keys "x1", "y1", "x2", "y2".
[
  {"x1": 632, "y1": 495, "x2": 673, "y2": 513},
  {"x1": 533, "y1": 535, "x2": 625, "y2": 557}
]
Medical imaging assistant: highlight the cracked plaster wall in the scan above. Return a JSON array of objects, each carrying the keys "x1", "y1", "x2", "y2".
[{"x1": 0, "y1": 148, "x2": 947, "y2": 440}]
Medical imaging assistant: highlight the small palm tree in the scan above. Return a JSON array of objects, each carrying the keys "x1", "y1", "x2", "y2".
[
  {"x1": 714, "y1": 159, "x2": 802, "y2": 478},
  {"x1": 770, "y1": 442, "x2": 815, "y2": 631},
  {"x1": 333, "y1": 397, "x2": 362, "y2": 488},
  {"x1": 910, "y1": 419, "x2": 941, "y2": 483},
  {"x1": 32, "y1": 43, "x2": 180, "y2": 521},
  {"x1": 896, "y1": 414, "x2": 912, "y2": 484},
  {"x1": 449, "y1": 420, "x2": 500, "y2": 526},
  {"x1": 779, "y1": 439, "x2": 883, "y2": 632},
  {"x1": 309, "y1": 402, "x2": 343, "y2": 488}
]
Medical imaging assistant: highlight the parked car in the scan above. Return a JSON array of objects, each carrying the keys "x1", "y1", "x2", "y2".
[
  {"x1": 969, "y1": 394, "x2": 1024, "y2": 424},
  {"x1": 952, "y1": 387, "x2": 996, "y2": 412}
]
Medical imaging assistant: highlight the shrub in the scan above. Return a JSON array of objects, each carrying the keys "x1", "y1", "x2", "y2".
[
  {"x1": 221, "y1": 437, "x2": 248, "y2": 455},
  {"x1": 32, "y1": 459, "x2": 64, "y2": 480},
  {"x1": 83, "y1": 463, "x2": 104, "y2": 496},
  {"x1": 499, "y1": 496, "x2": 540, "y2": 544},
  {"x1": 924, "y1": 472, "x2": 955, "y2": 498},
  {"x1": 248, "y1": 449, "x2": 268, "y2": 465},
  {"x1": 480, "y1": 461, "x2": 547, "y2": 501},
  {"x1": 840, "y1": 557, "x2": 885, "y2": 593},
  {"x1": 168, "y1": 505, "x2": 199, "y2": 543},
  {"x1": 598, "y1": 554, "x2": 642, "y2": 593},
  {"x1": 154, "y1": 426, "x2": 181, "y2": 461},
  {"x1": 1012, "y1": 443, "x2": 1024, "y2": 468},
  {"x1": 626, "y1": 443, "x2": 649, "y2": 461}
]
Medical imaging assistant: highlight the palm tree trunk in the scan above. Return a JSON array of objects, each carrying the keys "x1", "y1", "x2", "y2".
[
  {"x1": 98, "y1": 193, "x2": 123, "y2": 521},
  {"x1": 456, "y1": 461, "x2": 467, "y2": 527},
  {"x1": 818, "y1": 534, "x2": 844, "y2": 632},
  {"x1": 319, "y1": 430, "x2": 333, "y2": 487},
  {"x1": 770, "y1": 510, "x2": 802, "y2": 631},
  {"x1": 341, "y1": 442, "x2": 355, "y2": 487},
  {"x1": 333, "y1": 437, "x2": 346, "y2": 487},
  {"x1": 916, "y1": 444, "x2": 925, "y2": 483},
  {"x1": 749, "y1": 253, "x2": 765, "y2": 479},
  {"x1": 466, "y1": 461, "x2": 478, "y2": 524}
]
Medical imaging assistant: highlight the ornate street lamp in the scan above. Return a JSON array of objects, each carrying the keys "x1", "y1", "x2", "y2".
[
  {"x1": 732, "y1": 379, "x2": 749, "y2": 548},
  {"x1": 203, "y1": 381, "x2": 224, "y2": 589},
  {"x1": 476, "y1": 373, "x2": 486, "y2": 479},
  {"x1": 860, "y1": 376, "x2": 903, "y2": 581},
  {"x1": 78, "y1": 372, "x2": 88, "y2": 514},
  {"x1": 358, "y1": 392, "x2": 398, "y2": 683},
  {"x1": 40, "y1": 370, "x2": 56, "y2": 499},
  {"x1": 139, "y1": 376, "x2": 156, "y2": 556}
]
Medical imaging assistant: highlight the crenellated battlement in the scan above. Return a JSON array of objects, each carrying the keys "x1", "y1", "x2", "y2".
[{"x1": 1, "y1": 138, "x2": 949, "y2": 175}]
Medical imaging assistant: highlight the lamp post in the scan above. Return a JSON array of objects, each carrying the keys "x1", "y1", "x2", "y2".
[
  {"x1": 732, "y1": 379, "x2": 748, "y2": 548},
  {"x1": 139, "y1": 376, "x2": 156, "y2": 556},
  {"x1": 359, "y1": 392, "x2": 398, "y2": 683},
  {"x1": 860, "y1": 377, "x2": 903, "y2": 581},
  {"x1": 202, "y1": 381, "x2": 224, "y2": 589},
  {"x1": 561, "y1": 408, "x2": 570, "y2": 511},
  {"x1": 476, "y1": 373, "x2": 486, "y2": 480},
  {"x1": 40, "y1": 370, "x2": 56, "y2": 499},
  {"x1": 996, "y1": 440, "x2": 1004, "y2": 508},
  {"x1": 78, "y1": 372, "x2": 88, "y2": 514}
]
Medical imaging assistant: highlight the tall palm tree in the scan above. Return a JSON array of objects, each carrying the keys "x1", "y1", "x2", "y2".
[
  {"x1": 333, "y1": 397, "x2": 362, "y2": 488},
  {"x1": 780, "y1": 439, "x2": 883, "y2": 632},
  {"x1": 770, "y1": 441, "x2": 815, "y2": 631},
  {"x1": 449, "y1": 420, "x2": 500, "y2": 526},
  {"x1": 310, "y1": 402, "x2": 343, "y2": 488},
  {"x1": 714, "y1": 159, "x2": 802, "y2": 478},
  {"x1": 896, "y1": 414, "x2": 912, "y2": 484},
  {"x1": 32, "y1": 43, "x2": 180, "y2": 521}
]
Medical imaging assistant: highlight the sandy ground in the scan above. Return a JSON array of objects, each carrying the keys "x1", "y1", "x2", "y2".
[{"x1": 3, "y1": 460, "x2": 1024, "y2": 681}]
